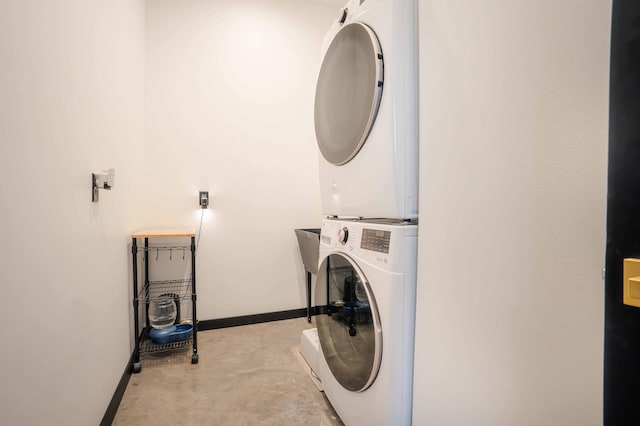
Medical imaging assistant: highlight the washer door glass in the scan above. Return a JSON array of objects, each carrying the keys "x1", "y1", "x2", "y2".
[
  {"x1": 315, "y1": 253, "x2": 382, "y2": 392},
  {"x1": 314, "y1": 22, "x2": 383, "y2": 166}
]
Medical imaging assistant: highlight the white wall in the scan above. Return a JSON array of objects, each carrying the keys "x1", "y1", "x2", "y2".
[
  {"x1": 414, "y1": 1, "x2": 610, "y2": 425},
  {"x1": 0, "y1": 0, "x2": 334, "y2": 422},
  {"x1": 144, "y1": 0, "x2": 335, "y2": 319},
  {"x1": 0, "y1": 1, "x2": 145, "y2": 424}
]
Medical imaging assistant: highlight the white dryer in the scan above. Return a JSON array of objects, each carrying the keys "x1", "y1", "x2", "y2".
[
  {"x1": 314, "y1": 0, "x2": 418, "y2": 220},
  {"x1": 314, "y1": 218, "x2": 417, "y2": 426}
]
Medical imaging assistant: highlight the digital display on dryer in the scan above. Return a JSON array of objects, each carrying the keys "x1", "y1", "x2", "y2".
[{"x1": 361, "y1": 229, "x2": 390, "y2": 253}]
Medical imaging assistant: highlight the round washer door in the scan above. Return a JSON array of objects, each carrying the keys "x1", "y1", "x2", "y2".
[
  {"x1": 315, "y1": 253, "x2": 382, "y2": 392},
  {"x1": 314, "y1": 22, "x2": 384, "y2": 166}
]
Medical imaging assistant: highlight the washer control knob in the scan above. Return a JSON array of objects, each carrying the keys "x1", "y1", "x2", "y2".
[
  {"x1": 338, "y1": 7, "x2": 348, "y2": 24},
  {"x1": 338, "y1": 227, "x2": 349, "y2": 245}
]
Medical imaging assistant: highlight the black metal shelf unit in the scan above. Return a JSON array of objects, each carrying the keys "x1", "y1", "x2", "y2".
[{"x1": 130, "y1": 229, "x2": 198, "y2": 373}]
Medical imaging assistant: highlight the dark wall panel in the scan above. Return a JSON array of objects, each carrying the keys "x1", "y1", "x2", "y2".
[{"x1": 605, "y1": 1, "x2": 640, "y2": 425}]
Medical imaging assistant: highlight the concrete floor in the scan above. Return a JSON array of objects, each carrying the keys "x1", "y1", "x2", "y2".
[{"x1": 114, "y1": 318, "x2": 343, "y2": 425}]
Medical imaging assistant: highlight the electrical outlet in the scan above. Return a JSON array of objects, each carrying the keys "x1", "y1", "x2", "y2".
[{"x1": 199, "y1": 191, "x2": 209, "y2": 208}]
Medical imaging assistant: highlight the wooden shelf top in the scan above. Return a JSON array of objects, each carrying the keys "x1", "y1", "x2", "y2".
[{"x1": 131, "y1": 228, "x2": 196, "y2": 238}]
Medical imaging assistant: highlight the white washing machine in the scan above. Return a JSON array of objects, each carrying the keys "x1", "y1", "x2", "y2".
[
  {"x1": 314, "y1": 0, "x2": 418, "y2": 220},
  {"x1": 314, "y1": 218, "x2": 417, "y2": 426}
]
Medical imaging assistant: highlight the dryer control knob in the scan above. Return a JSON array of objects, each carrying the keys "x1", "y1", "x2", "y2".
[{"x1": 338, "y1": 227, "x2": 349, "y2": 245}]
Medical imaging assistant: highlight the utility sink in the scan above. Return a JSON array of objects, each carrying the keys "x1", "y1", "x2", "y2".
[
  {"x1": 294, "y1": 228, "x2": 321, "y2": 275},
  {"x1": 295, "y1": 228, "x2": 321, "y2": 323}
]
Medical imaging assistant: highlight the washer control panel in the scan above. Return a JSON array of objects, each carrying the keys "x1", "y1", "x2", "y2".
[
  {"x1": 320, "y1": 218, "x2": 417, "y2": 273},
  {"x1": 361, "y1": 228, "x2": 391, "y2": 254}
]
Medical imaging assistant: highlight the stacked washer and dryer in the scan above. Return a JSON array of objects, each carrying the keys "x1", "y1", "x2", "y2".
[{"x1": 309, "y1": 0, "x2": 419, "y2": 425}]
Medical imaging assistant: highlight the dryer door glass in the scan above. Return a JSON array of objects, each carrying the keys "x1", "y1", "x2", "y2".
[
  {"x1": 315, "y1": 253, "x2": 382, "y2": 392},
  {"x1": 314, "y1": 22, "x2": 383, "y2": 165}
]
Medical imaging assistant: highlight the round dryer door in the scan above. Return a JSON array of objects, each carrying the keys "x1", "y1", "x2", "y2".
[
  {"x1": 315, "y1": 253, "x2": 382, "y2": 392},
  {"x1": 314, "y1": 22, "x2": 384, "y2": 165}
]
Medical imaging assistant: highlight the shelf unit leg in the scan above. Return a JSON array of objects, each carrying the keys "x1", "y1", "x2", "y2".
[
  {"x1": 144, "y1": 237, "x2": 150, "y2": 331},
  {"x1": 191, "y1": 236, "x2": 198, "y2": 362},
  {"x1": 132, "y1": 237, "x2": 141, "y2": 371}
]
